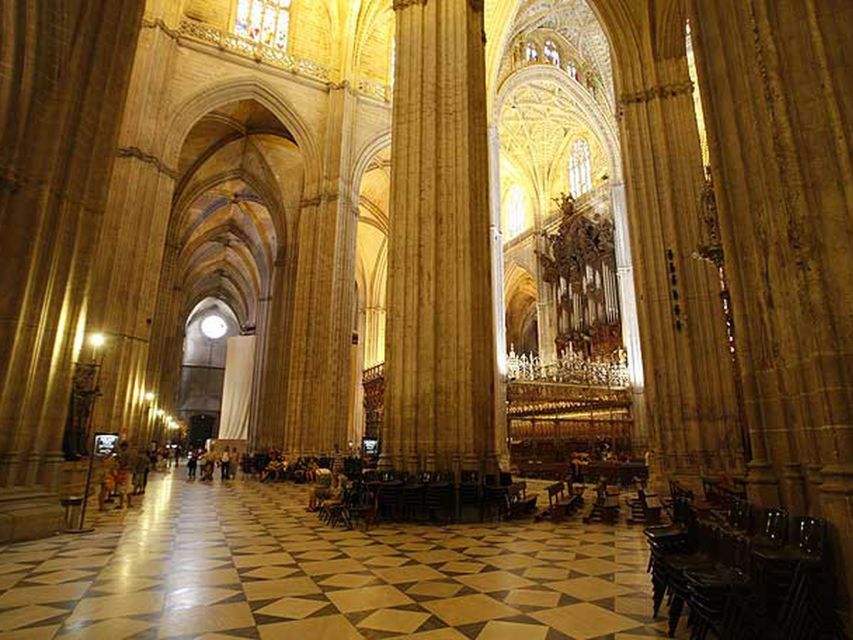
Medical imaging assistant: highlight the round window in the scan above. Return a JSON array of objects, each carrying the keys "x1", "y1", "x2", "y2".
[{"x1": 200, "y1": 314, "x2": 228, "y2": 339}]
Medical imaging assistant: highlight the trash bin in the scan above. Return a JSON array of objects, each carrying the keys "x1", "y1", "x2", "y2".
[{"x1": 60, "y1": 496, "x2": 84, "y2": 531}]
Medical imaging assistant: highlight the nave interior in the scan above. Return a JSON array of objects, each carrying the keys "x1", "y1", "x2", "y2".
[
  {"x1": 0, "y1": 469, "x2": 704, "y2": 640},
  {"x1": 0, "y1": 0, "x2": 850, "y2": 636}
]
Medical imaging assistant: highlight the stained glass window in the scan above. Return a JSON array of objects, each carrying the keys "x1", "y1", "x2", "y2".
[
  {"x1": 524, "y1": 42, "x2": 539, "y2": 63},
  {"x1": 567, "y1": 61, "x2": 578, "y2": 81},
  {"x1": 569, "y1": 139, "x2": 592, "y2": 196},
  {"x1": 544, "y1": 40, "x2": 560, "y2": 66},
  {"x1": 235, "y1": 0, "x2": 291, "y2": 50}
]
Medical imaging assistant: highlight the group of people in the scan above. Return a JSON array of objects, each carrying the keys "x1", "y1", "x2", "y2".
[
  {"x1": 97, "y1": 442, "x2": 177, "y2": 511},
  {"x1": 258, "y1": 452, "x2": 326, "y2": 484},
  {"x1": 250, "y1": 449, "x2": 355, "y2": 514},
  {"x1": 186, "y1": 447, "x2": 239, "y2": 482},
  {"x1": 96, "y1": 439, "x2": 363, "y2": 518}
]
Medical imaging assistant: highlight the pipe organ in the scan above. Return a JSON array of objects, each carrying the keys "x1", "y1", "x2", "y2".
[{"x1": 538, "y1": 194, "x2": 622, "y2": 359}]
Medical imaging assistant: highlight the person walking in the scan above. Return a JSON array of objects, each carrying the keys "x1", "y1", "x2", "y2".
[
  {"x1": 220, "y1": 448, "x2": 231, "y2": 481},
  {"x1": 187, "y1": 449, "x2": 198, "y2": 480}
]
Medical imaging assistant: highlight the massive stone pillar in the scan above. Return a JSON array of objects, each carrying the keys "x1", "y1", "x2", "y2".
[
  {"x1": 281, "y1": 86, "x2": 358, "y2": 456},
  {"x1": 0, "y1": 0, "x2": 143, "y2": 538},
  {"x1": 381, "y1": 0, "x2": 503, "y2": 473},
  {"x1": 253, "y1": 253, "x2": 293, "y2": 452},
  {"x1": 690, "y1": 0, "x2": 853, "y2": 621},
  {"x1": 87, "y1": 13, "x2": 181, "y2": 445},
  {"x1": 617, "y1": 48, "x2": 742, "y2": 482}
]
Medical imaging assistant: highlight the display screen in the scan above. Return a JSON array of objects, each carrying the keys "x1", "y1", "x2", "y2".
[
  {"x1": 94, "y1": 433, "x2": 120, "y2": 457},
  {"x1": 363, "y1": 439, "x2": 378, "y2": 454}
]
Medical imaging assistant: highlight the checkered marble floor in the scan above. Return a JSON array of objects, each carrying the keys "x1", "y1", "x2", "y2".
[{"x1": 0, "y1": 472, "x2": 686, "y2": 640}]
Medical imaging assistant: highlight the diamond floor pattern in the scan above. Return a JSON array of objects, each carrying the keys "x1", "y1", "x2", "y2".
[{"x1": 0, "y1": 471, "x2": 689, "y2": 639}]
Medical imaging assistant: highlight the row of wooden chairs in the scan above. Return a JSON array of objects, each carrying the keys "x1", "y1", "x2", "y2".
[
  {"x1": 645, "y1": 495, "x2": 843, "y2": 639},
  {"x1": 362, "y1": 470, "x2": 531, "y2": 523}
]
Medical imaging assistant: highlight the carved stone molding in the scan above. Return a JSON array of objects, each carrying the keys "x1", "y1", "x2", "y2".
[
  {"x1": 116, "y1": 147, "x2": 178, "y2": 181},
  {"x1": 619, "y1": 80, "x2": 694, "y2": 106},
  {"x1": 299, "y1": 196, "x2": 323, "y2": 209},
  {"x1": 142, "y1": 17, "x2": 179, "y2": 38}
]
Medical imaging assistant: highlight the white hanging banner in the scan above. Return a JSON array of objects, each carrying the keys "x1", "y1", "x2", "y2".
[{"x1": 218, "y1": 335, "x2": 255, "y2": 441}]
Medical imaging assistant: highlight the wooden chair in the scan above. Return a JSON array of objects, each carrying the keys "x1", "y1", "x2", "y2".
[
  {"x1": 507, "y1": 482, "x2": 538, "y2": 519},
  {"x1": 458, "y1": 470, "x2": 482, "y2": 521},
  {"x1": 543, "y1": 481, "x2": 571, "y2": 521},
  {"x1": 627, "y1": 488, "x2": 662, "y2": 525},
  {"x1": 425, "y1": 478, "x2": 454, "y2": 524},
  {"x1": 583, "y1": 483, "x2": 620, "y2": 524}
]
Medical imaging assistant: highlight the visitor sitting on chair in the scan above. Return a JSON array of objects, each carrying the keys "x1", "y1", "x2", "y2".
[
  {"x1": 260, "y1": 456, "x2": 280, "y2": 483},
  {"x1": 316, "y1": 472, "x2": 349, "y2": 514},
  {"x1": 307, "y1": 467, "x2": 334, "y2": 512}
]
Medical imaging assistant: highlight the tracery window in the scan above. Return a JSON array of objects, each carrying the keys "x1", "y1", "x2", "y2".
[
  {"x1": 235, "y1": 0, "x2": 291, "y2": 50},
  {"x1": 544, "y1": 40, "x2": 561, "y2": 66},
  {"x1": 569, "y1": 139, "x2": 593, "y2": 196},
  {"x1": 524, "y1": 42, "x2": 539, "y2": 63},
  {"x1": 506, "y1": 185, "x2": 527, "y2": 239}
]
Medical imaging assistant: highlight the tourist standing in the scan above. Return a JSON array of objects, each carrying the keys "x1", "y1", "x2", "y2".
[
  {"x1": 115, "y1": 442, "x2": 133, "y2": 508},
  {"x1": 187, "y1": 449, "x2": 198, "y2": 480},
  {"x1": 132, "y1": 450, "x2": 149, "y2": 495},
  {"x1": 98, "y1": 455, "x2": 117, "y2": 511},
  {"x1": 220, "y1": 448, "x2": 231, "y2": 480}
]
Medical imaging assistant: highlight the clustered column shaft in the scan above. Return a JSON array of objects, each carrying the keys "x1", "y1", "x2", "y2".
[{"x1": 382, "y1": 0, "x2": 503, "y2": 473}]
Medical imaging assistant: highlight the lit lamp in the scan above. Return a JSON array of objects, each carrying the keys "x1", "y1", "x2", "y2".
[
  {"x1": 144, "y1": 391, "x2": 155, "y2": 403},
  {"x1": 88, "y1": 332, "x2": 105, "y2": 362},
  {"x1": 66, "y1": 331, "x2": 108, "y2": 533}
]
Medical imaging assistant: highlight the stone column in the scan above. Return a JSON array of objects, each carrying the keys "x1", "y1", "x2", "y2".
[
  {"x1": 381, "y1": 0, "x2": 502, "y2": 473},
  {"x1": 363, "y1": 307, "x2": 387, "y2": 367},
  {"x1": 611, "y1": 182, "x2": 647, "y2": 451},
  {"x1": 487, "y1": 125, "x2": 509, "y2": 465},
  {"x1": 617, "y1": 54, "x2": 742, "y2": 483},
  {"x1": 0, "y1": 1, "x2": 144, "y2": 494},
  {"x1": 0, "y1": 0, "x2": 143, "y2": 541},
  {"x1": 144, "y1": 239, "x2": 184, "y2": 424},
  {"x1": 691, "y1": 0, "x2": 853, "y2": 621},
  {"x1": 253, "y1": 250, "x2": 294, "y2": 453},
  {"x1": 87, "y1": 17, "x2": 181, "y2": 445},
  {"x1": 351, "y1": 308, "x2": 368, "y2": 448},
  {"x1": 282, "y1": 85, "x2": 358, "y2": 456}
]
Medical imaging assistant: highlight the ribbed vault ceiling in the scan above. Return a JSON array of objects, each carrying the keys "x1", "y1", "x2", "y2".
[{"x1": 172, "y1": 100, "x2": 295, "y2": 329}]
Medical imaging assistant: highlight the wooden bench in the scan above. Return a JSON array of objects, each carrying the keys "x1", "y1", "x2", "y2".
[
  {"x1": 508, "y1": 482, "x2": 539, "y2": 519},
  {"x1": 584, "y1": 484, "x2": 620, "y2": 524},
  {"x1": 539, "y1": 481, "x2": 582, "y2": 521},
  {"x1": 626, "y1": 488, "x2": 662, "y2": 525}
]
